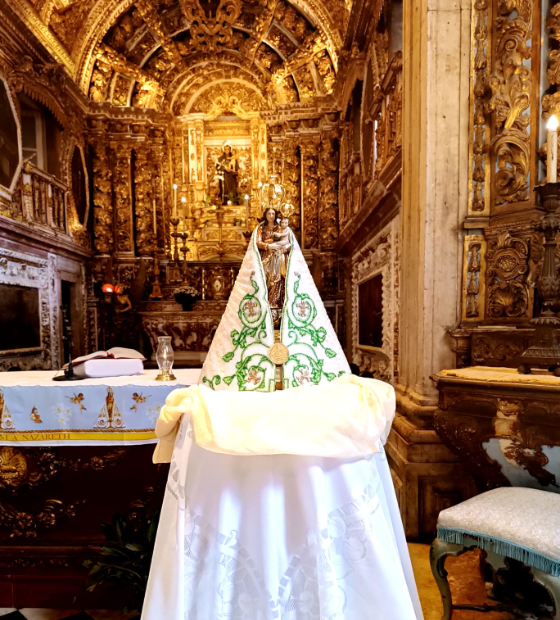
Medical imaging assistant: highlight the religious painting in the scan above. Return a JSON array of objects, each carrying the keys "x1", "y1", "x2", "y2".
[
  {"x1": 0, "y1": 79, "x2": 20, "y2": 190},
  {"x1": 358, "y1": 273, "x2": 383, "y2": 349},
  {"x1": 0, "y1": 284, "x2": 41, "y2": 353},
  {"x1": 71, "y1": 146, "x2": 88, "y2": 225},
  {"x1": 206, "y1": 144, "x2": 251, "y2": 205}
]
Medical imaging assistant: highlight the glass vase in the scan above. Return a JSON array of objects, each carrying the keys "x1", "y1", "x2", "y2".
[{"x1": 155, "y1": 336, "x2": 176, "y2": 381}]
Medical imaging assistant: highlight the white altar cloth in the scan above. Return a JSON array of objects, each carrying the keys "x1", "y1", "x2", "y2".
[
  {"x1": 0, "y1": 369, "x2": 200, "y2": 446},
  {"x1": 142, "y1": 415, "x2": 424, "y2": 620}
]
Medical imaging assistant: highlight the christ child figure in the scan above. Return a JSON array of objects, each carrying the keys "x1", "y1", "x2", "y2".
[{"x1": 272, "y1": 216, "x2": 292, "y2": 278}]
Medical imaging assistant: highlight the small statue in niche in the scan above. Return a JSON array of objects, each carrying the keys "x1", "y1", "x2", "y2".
[
  {"x1": 256, "y1": 208, "x2": 292, "y2": 327},
  {"x1": 113, "y1": 286, "x2": 132, "y2": 314},
  {"x1": 215, "y1": 141, "x2": 239, "y2": 204}
]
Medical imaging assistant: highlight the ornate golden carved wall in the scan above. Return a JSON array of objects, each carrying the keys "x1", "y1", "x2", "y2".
[
  {"x1": 454, "y1": 0, "x2": 557, "y2": 369},
  {"x1": 0, "y1": 0, "x2": 353, "y2": 364}
]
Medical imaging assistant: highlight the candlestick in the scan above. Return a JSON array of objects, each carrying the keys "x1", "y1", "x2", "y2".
[
  {"x1": 547, "y1": 115, "x2": 559, "y2": 183},
  {"x1": 170, "y1": 216, "x2": 180, "y2": 263},
  {"x1": 173, "y1": 184, "x2": 178, "y2": 217}
]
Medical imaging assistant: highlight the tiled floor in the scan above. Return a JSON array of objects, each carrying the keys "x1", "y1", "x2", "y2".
[{"x1": 0, "y1": 545, "x2": 543, "y2": 619}]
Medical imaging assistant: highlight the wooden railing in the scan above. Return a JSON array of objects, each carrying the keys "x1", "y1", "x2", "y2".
[{"x1": 21, "y1": 164, "x2": 67, "y2": 232}]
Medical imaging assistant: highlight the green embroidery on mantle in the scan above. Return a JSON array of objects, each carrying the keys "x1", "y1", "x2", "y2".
[
  {"x1": 213, "y1": 274, "x2": 275, "y2": 391},
  {"x1": 282, "y1": 264, "x2": 342, "y2": 388},
  {"x1": 202, "y1": 375, "x2": 222, "y2": 390},
  {"x1": 287, "y1": 275, "x2": 338, "y2": 360}
]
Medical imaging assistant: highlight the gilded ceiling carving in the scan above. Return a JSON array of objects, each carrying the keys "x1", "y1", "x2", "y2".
[
  {"x1": 180, "y1": 0, "x2": 242, "y2": 53},
  {"x1": 3, "y1": 0, "x2": 344, "y2": 121},
  {"x1": 69, "y1": 0, "x2": 342, "y2": 96},
  {"x1": 49, "y1": 0, "x2": 97, "y2": 53}
]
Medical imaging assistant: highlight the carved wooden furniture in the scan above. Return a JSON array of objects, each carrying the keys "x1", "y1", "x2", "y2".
[
  {"x1": 139, "y1": 302, "x2": 224, "y2": 365},
  {"x1": 431, "y1": 487, "x2": 560, "y2": 620},
  {"x1": 0, "y1": 444, "x2": 167, "y2": 609},
  {"x1": 433, "y1": 366, "x2": 560, "y2": 493}
]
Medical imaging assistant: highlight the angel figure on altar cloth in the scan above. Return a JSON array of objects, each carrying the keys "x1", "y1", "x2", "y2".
[
  {"x1": 30, "y1": 407, "x2": 42, "y2": 424},
  {"x1": 131, "y1": 392, "x2": 148, "y2": 412},
  {"x1": 141, "y1": 220, "x2": 424, "y2": 620}
]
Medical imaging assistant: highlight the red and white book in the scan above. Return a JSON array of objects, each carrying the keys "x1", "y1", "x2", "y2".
[
  {"x1": 65, "y1": 347, "x2": 146, "y2": 368},
  {"x1": 64, "y1": 348, "x2": 146, "y2": 378}
]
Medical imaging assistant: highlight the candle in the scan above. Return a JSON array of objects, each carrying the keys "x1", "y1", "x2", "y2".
[
  {"x1": 181, "y1": 196, "x2": 186, "y2": 232},
  {"x1": 547, "y1": 115, "x2": 559, "y2": 183},
  {"x1": 152, "y1": 197, "x2": 157, "y2": 235},
  {"x1": 244, "y1": 194, "x2": 250, "y2": 229},
  {"x1": 173, "y1": 184, "x2": 178, "y2": 217}
]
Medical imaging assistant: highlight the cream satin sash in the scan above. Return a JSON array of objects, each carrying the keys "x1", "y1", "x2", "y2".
[{"x1": 153, "y1": 374, "x2": 395, "y2": 463}]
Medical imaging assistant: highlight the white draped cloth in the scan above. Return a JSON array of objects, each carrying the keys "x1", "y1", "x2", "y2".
[{"x1": 141, "y1": 388, "x2": 424, "y2": 619}]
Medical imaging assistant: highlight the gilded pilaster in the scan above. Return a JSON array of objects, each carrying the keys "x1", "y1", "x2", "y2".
[
  {"x1": 91, "y1": 140, "x2": 113, "y2": 255},
  {"x1": 267, "y1": 126, "x2": 283, "y2": 178},
  {"x1": 133, "y1": 145, "x2": 156, "y2": 256},
  {"x1": 468, "y1": 0, "x2": 491, "y2": 215},
  {"x1": 487, "y1": 0, "x2": 533, "y2": 205},
  {"x1": 112, "y1": 142, "x2": 134, "y2": 254},
  {"x1": 318, "y1": 132, "x2": 339, "y2": 251},
  {"x1": 299, "y1": 138, "x2": 318, "y2": 249},
  {"x1": 152, "y1": 131, "x2": 167, "y2": 253},
  {"x1": 282, "y1": 138, "x2": 301, "y2": 235},
  {"x1": 462, "y1": 235, "x2": 487, "y2": 322}
]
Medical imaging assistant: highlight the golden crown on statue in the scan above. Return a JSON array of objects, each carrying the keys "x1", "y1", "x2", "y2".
[{"x1": 257, "y1": 175, "x2": 294, "y2": 221}]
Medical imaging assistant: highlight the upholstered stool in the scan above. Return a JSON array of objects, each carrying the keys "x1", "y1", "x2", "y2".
[{"x1": 430, "y1": 487, "x2": 560, "y2": 619}]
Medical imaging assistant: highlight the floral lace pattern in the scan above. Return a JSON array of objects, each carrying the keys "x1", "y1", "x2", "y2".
[{"x1": 169, "y1": 472, "x2": 382, "y2": 620}]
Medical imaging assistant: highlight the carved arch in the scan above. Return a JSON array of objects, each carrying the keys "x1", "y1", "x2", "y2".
[{"x1": 183, "y1": 79, "x2": 267, "y2": 118}]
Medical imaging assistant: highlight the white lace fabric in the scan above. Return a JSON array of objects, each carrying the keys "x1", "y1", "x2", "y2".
[{"x1": 142, "y1": 415, "x2": 424, "y2": 620}]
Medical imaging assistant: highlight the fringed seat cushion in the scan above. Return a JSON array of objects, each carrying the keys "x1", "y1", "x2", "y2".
[{"x1": 437, "y1": 487, "x2": 560, "y2": 577}]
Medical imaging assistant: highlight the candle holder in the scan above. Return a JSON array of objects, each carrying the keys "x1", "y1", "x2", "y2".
[
  {"x1": 149, "y1": 252, "x2": 163, "y2": 300},
  {"x1": 215, "y1": 204, "x2": 226, "y2": 263},
  {"x1": 519, "y1": 182, "x2": 560, "y2": 375},
  {"x1": 170, "y1": 216, "x2": 181, "y2": 263},
  {"x1": 155, "y1": 336, "x2": 176, "y2": 381},
  {"x1": 179, "y1": 234, "x2": 189, "y2": 282}
]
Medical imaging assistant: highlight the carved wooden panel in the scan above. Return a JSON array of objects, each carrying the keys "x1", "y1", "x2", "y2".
[{"x1": 0, "y1": 445, "x2": 166, "y2": 608}]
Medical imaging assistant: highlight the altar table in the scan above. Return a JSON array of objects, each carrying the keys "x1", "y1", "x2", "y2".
[{"x1": 0, "y1": 369, "x2": 201, "y2": 446}]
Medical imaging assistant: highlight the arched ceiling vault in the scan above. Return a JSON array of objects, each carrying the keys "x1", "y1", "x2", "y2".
[{"x1": 8, "y1": 0, "x2": 348, "y2": 115}]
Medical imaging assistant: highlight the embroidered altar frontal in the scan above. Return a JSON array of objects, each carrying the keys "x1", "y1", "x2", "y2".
[{"x1": 0, "y1": 369, "x2": 200, "y2": 446}]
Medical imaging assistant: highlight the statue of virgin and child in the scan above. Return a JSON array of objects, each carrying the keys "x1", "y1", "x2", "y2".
[{"x1": 256, "y1": 206, "x2": 292, "y2": 327}]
